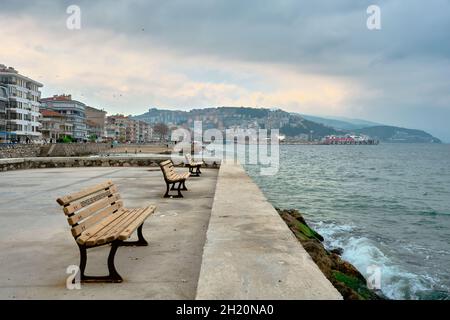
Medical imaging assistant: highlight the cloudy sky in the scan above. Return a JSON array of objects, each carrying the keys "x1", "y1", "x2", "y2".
[{"x1": 1, "y1": 0, "x2": 450, "y2": 141}]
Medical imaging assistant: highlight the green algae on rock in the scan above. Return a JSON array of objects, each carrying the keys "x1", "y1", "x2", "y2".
[{"x1": 276, "y1": 208, "x2": 385, "y2": 300}]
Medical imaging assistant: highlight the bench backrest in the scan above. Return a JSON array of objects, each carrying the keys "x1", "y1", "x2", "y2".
[
  {"x1": 56, "y1": 180, "x2": 123, "y2": 239},
  {"x1": 159, "y1": 159, "x2": 178, "y2": 181},
  {"x1": 185, "y1": 153, "x2": 193, "y2": 164}
]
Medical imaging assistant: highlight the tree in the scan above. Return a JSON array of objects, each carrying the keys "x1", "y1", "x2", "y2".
[
  {"x1": 153, "y1": 123, "x2": 169, "y2": 142},
  {"x1": 88, "y1": 134, "x2": 97, "y2": 142},
  {"x1": 59, "y1": 135, "x2": 73, "y2": 143}
]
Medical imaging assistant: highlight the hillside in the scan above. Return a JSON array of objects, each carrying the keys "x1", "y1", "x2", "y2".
[
  {"x1": 134, "y1": 107, "x2": 340, "y2": 139},
  {"x1": 133, "y1": 107, "x2": 441, "y2": 143},
  {"x1": 355, "y1": 126, "x2": 441, "y2": 143},
  {"x1": 300, "y1": 114, "x2": 380, "y2": 131}
]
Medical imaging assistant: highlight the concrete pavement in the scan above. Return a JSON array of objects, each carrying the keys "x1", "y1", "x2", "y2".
[
  {"x1": 0, "y1": 163, "x2": 342, "y2": 300},
  {"x1": 0, "y1": 167, "x2": 218, "y2": 299}
]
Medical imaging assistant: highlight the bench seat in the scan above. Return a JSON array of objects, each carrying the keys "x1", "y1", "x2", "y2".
[{"x1": 77, "y1": 205, "x2": 156, "y2": 246}]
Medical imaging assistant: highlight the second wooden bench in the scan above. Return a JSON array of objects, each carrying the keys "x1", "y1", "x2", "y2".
[{"x1": 159, "y1": 159, "x2": 190, "y2": 198}]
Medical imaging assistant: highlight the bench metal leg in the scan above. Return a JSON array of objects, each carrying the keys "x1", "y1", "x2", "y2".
[
  {"x1": 177, "y1": 181, "x2": 183, "y2": 197},
  {"x1": 189, "y1": 165, "x2": 200, "y2": 177},
  {"x1": 163, "y1": 183, "x2": 170, "y2": 198},
  {"x1": 120, "y1": 224, "x2": 148, "y2": 247},
  {"x1": 181, "y1": 180, "x2": 188, "y2": 191},
  {"x1": 76, "y1": 242, "x2": 123, "y2": 283},
  {"x1": 163, "y1": 182, "x2": 184, "y2": 198}
]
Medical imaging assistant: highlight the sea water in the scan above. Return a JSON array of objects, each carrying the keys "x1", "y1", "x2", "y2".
[{"x1": 243, "y1": 143, "x2": 450, "y2": 300}]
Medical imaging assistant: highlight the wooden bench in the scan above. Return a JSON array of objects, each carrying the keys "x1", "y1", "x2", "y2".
[
  {"x1": 185, "y1": 153, "x2": 204, "y2": 177},
  {"x1": 159, "y1": 159, "x2": 190, "y2": 198},
  {"x1": 56, "y1": 180, "x2": 156, "y2": 283}
]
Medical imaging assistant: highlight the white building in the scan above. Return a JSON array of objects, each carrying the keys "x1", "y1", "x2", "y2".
[{"x1": 0, "y1": 65, "x2": 43, "y2": 142}]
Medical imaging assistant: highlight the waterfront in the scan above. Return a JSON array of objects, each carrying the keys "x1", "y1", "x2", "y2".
[{"x1": 245, "y1": 143, "x2": 450, "y2": 300}]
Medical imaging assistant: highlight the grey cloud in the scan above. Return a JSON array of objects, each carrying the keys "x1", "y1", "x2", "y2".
[{"x1": 1, "y1": 0, "x2": 450, "y2": 140}]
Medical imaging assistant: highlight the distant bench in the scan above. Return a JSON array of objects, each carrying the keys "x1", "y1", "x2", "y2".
[
  {"x1": 159, "y1": 159, "x2": 190, "y2": 198},
  {"x1": 185, "y1": 153, "x2": 204, "y2": 177},
  {"x1": 56, "y1": 180, "x2": 156, "y2": 283}
]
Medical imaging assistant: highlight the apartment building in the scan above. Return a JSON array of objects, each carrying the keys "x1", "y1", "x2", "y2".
[
  {"x1": 106, "y1": 115, "x2": 152, "y2": 143},
  {"x1": 0, "y1": 65, "x2": 43, "y2": 143},
  {"x1": 39, "y1": 109, "x2": 73, "y2": 142},
  {"x1": 41, "y1": 94, "x2": 87, "y2": 142},
  {"x1": 0, "y1": 86, "x2": 7, "y2": 143},
  {"x1": 85, "y1": 106, "x2": 107, "y2": 141},
  {"x1": 106, "y1": 114, "x2": 128, "y2": 142},
  {"x1": 138, "y1": 120, "x2": 152, "y2": 143}
]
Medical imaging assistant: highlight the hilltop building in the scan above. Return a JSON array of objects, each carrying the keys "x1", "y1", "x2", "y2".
[{"x1": 0, "y1": 65, "x2": 43, "y2": 143}]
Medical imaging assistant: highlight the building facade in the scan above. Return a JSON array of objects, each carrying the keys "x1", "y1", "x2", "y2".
[
  {"x1": 0, "y1": 86, "x2": 7, "y2": 143},
  {"x1": 138, "y1": 120, "x2": 152, "y2": 143},
  {"x1": 0, "y1": 65, "x2": 43, "y2": 143},
  {"x1": 106, "y1": 115, "x2": 153, "y2": 143},
  {"x1": 41, "y1": 94, "x2": 87, "y2": 142},
  {"x1": 39, "y1": 109, "x2": 73, "y2": 142},
  {"x1": 85, "y1": 106, "x2": 107, "y2": 141}
]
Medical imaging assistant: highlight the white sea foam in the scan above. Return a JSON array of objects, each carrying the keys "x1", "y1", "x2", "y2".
[{"x1": 313, "y1": 222, "x2": 440, "y2": 300}]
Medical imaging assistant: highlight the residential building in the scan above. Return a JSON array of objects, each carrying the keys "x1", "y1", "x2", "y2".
[
  {"x1": 106, "y1": 115, "x2": 153, "y2": 143},
  {"x1": 138, "y1": 120, "x2": 152, "y2": 142},
  {"x1": 85, "y1": 106, "x2": 107, "y2": 141},
  {"x1": 41, "y1": 94, "x2": 87, "y2": 142},
  {"x1": 0, "y1": 86, "x2": 7, "y2": 143},
  {"x1": 86, "y1": 120, "x2": 104, "y2": 142},
  {"x1": 106, "y1": 114, "x2": 128, "y2": 142},
  {"x1": 39, "y1": 109, "x2": 73, "y2": 142},
  {"x1": 0, "y1": 65, "x2": 43, "y2": 142}
]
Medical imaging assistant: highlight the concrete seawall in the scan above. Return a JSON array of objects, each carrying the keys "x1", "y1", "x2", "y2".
[
  {"x1": 196, "y1": 162, "x2": 342, "y2": 299},
  {"x1": 0, "y1": 155, "x2": 221, "y2": 172}
]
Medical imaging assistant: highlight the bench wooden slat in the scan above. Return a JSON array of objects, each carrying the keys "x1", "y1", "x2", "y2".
[
  {"x1": 71, "y1": 201, "x2": 123, "y2": 237},
  {"x1": 160, "y1": 160, "x2": 172, "y2": 167},
  {"x1": 96, "y1": 207, "x2": 154, "y2": 245},
  {"x1": 75, "y1": 208, "x2": 126, "y2": 245},
  {"x1": 119, "y1": 206, "x2": 156, "y2": 240},
  {"x1": 98, "y1": 209, "x2": 146, "y2": 244},
  {"x1": 63, "y1": 185, "x2": 118, "y2": 215},
  {"x1": 67, "y1": 193, "x2": 121, "y2": 225},
  {"x1": 84, "y1": 209, "x2": 138, "y2": 246},
  {"x1": 57, "y1": 180, "x2": 114, "y2": 206}
]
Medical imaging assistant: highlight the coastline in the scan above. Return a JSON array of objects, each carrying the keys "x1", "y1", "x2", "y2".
[{"x1": 276, "y1": 208, "x2": 386, "y2": 300}]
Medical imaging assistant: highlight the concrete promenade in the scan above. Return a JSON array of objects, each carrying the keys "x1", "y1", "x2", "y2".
[
  {"x1": 195, "y1": 162, "x2": 342, "y2": 299},
  {"x1": 0, "y1": 162, "x2": 341, "y2": 299},
  {"x1": 0, "y1": 167, "x2": 218, "y2": 299}
]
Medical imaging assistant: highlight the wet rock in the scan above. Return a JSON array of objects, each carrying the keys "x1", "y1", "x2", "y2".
[
  {"x1": 277, "y1": 208, "x2": 385, "y2": 300},
  {"x1": 330, "y1": 247, "x2": 344, "y2": 256}
]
